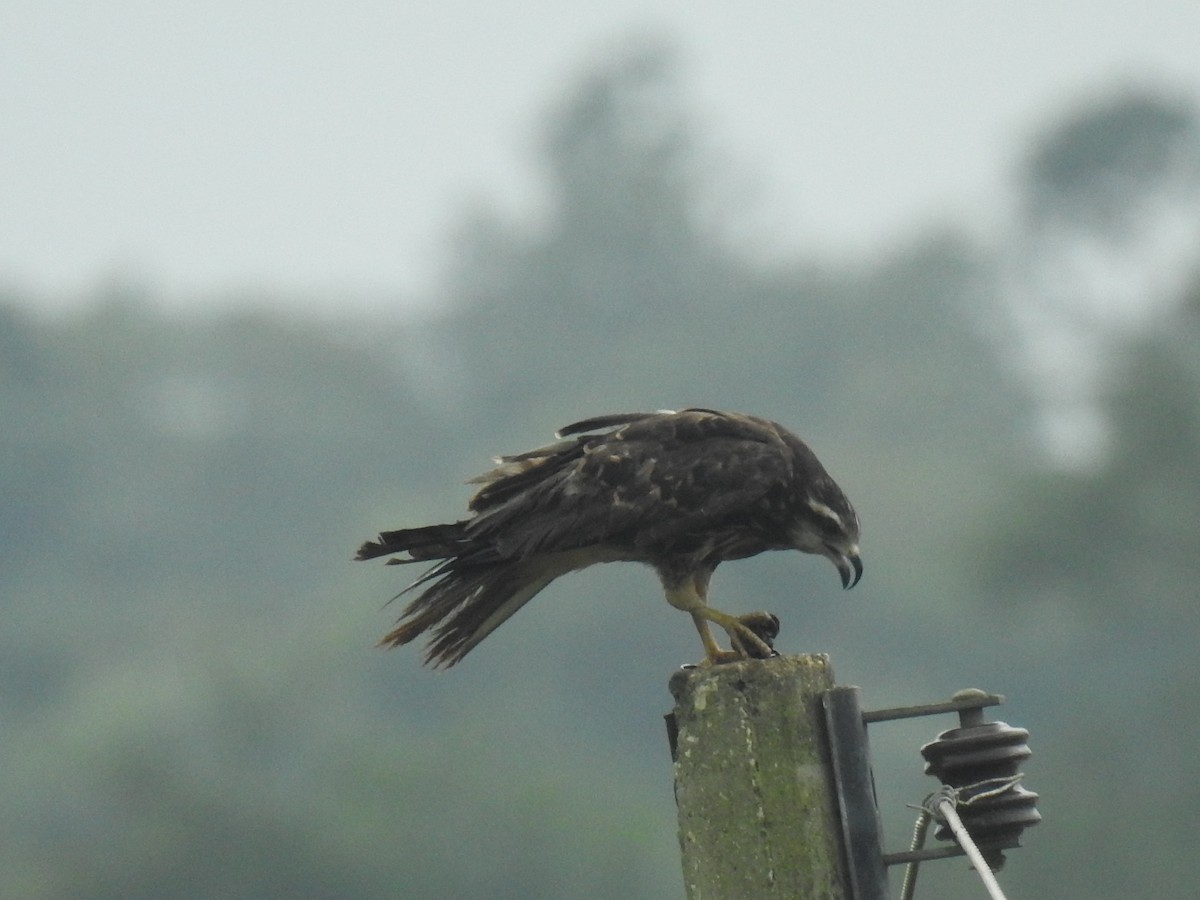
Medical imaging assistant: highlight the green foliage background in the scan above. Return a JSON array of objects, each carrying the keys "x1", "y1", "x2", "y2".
[{"x1": 3, "y1": 49, "x2": 1198, "y2": 898}]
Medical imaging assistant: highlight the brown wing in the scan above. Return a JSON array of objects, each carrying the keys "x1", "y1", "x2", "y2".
[{"x1": 463, "y1": 409, "x2": 795, "y2": 560}]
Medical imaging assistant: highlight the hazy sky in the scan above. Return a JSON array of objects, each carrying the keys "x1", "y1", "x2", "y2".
[{"x1": 4, "y1": 2, "x2": 1200, "y2": 315}]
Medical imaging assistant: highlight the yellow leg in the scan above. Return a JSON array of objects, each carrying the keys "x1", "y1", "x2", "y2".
[
  {"x1": 665, "y1": 580, "x2": 775, "y2": 664},
  {"x1": 689, "y1": 614, "x2": 731, "y2": 662}
]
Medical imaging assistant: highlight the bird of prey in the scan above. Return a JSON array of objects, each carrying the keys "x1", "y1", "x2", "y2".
[{"x1": 356, "y1": 408, "x2": 861, "y2": 667}]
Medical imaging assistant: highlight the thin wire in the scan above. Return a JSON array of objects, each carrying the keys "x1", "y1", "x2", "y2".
[
  {"x1": 898, "y1": 809, "x2": 933, "y2": 900},
  {"x1": 958, "y1": 774, "x2": 1026, "y2": 805}
]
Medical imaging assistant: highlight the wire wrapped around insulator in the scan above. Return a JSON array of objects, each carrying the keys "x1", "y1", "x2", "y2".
[{"x1": 919, "y1": 691, "x2": 1041, "y2": 867}]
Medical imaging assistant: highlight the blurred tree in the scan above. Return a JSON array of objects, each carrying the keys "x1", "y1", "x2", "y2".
[
  {"x1": 0, "y1": 304, "x2": 62, "y2": 566},
  {"x1": 985, "y1": 270, "x2": 1200, "y2": 614},
  {"x1": 974, "y1": 269, "x2": 1200, "y2": 898},
  {"x1": 539, "y1": 40, "x2": 712, "y2": 314},
  {"x1": 1005, "y1": 89, "x2": 1200, "y2": 466},
  {"x1": 440, "y1": 41, "x2": 747, "y2": 422},
  {"x1": 1020, "y1": 89, "x2": 1200, "y2": 236}
]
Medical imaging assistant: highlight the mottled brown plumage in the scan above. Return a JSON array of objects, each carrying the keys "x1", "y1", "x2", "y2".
[{"x1": 356, "y1": 408, "x2": 861, "y2": 667}]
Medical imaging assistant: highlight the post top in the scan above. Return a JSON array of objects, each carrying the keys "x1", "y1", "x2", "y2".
[{"x1": 668, "y1": 653, "x2": 834, "y2": 701}]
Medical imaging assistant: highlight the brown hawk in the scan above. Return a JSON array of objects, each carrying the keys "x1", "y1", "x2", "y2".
[{"x1": 356, "y1": 408, "x2": 861, "y2": 667}]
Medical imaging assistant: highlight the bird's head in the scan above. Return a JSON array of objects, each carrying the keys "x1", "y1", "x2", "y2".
[{"x1": 790, "y1": 495, "x2": 862, "y2": 589}]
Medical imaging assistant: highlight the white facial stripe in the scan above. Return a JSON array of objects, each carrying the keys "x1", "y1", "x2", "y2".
[{"x1": 806, "y1": 499, "x2": 843, "y2": 528}]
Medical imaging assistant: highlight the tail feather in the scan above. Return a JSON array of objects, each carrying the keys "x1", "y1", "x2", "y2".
[
  {"x1": 380, "y1": 558, "x2": 564, "y2": 667},
  {"x1": 355, "y1": 521, "x2": 467, "y2": 562}
]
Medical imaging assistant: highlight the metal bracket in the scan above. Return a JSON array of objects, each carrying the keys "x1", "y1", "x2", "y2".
[
  {"x1": 823, "y1": 686, "x2": 889, "y2": 900},
  {"x1": 822, "y1": 687, "x2": 1009, "y2": 900}
]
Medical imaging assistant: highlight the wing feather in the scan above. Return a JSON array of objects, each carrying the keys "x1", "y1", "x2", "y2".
[
  {"x1": 554, "y1": 410, "x2": 673, "y2": 438},
  {"x1": 463, "y1": 410, "x2": 793, "y2": 558}
]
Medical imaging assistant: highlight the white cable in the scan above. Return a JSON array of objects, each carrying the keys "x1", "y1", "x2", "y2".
[{"x1": 934, "y1": 798, "x2": 1009, "y2": 900}]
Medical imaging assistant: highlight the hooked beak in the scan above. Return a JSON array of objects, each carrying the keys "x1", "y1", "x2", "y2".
[{"x1": 832, "y1": 549, "x2": 863, "y2": 590}]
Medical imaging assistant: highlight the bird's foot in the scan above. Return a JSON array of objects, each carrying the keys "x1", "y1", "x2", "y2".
[
  {"x1": 736, "y1": 611, "x2": 780, "y2": 648},
  {"x1": 729, "y1": 611, "x2": 780, "y2": 660},
  {"x1": 698, "y1": 611, "x2": 780, "y2": 664}
]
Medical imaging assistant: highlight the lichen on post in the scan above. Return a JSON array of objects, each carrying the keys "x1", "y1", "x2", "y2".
[{"x1": 667, "y1": 654, "x2": 847, "y2": 900}]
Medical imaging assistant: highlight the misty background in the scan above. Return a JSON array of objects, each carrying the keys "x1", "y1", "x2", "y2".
[{"x1": 4, "y1": 6, "x2": 1200, "y2": 899}]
